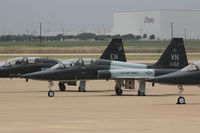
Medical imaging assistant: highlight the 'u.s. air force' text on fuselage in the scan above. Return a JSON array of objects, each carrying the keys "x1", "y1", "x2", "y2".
[{"x1": 98, "y1": 69, "x2": 155, "y2": 79}]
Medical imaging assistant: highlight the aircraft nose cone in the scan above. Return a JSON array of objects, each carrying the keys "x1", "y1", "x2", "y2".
[
  {"x1": 20, "y1": 73, "x2": 32, "y2": 79},
  {"x1": 21, "y1": 70, "x2": 54, "y2": 80},
  {"x1": 147, "y1": 78, "x2": 160, "y2": 83}
]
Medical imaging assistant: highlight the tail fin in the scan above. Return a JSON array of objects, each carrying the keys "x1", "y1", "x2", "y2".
[
  {"x1": 149, "y1": 38, "x2": 188, "y2": 69},
  {"x1": 100, "y1": 38, "x2": 126, "y2": 62}
]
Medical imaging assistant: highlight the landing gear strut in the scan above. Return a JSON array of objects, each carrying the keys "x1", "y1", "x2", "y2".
[
  {"x1": 79, "y1": 81, "x2": 86, "y2": 92},
  {"x1": 177, "y1": 85, "x2": 186, "y2": 104},
  {"x1": 58, "y1": 82, "x2": 66, "y2": 91},
  {"x1": 115, "y1": 85, "x2": 123, "y2": 95},
  {"x1": 138, "y1": 90, "x2": 146, "y2": 96},
  {"x1": 138, "y1": 79, "x2": 146, "y2": 96},
  {"x1": 115, "y1": 80, "x2": 123, "y2": 95},
  {"x1": 48, "y1": 81, "x2": 54, "y2": 97}
]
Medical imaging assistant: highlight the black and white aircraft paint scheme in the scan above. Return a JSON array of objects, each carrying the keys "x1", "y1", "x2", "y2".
[
  {"x1": 21, "y1": 38, "x2": 188, "y2": 97},
  {"x1": 147, "y1": 61, "x2": 200, "y2": 104}
]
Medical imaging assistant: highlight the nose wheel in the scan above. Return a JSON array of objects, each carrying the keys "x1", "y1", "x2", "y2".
[
  {"x1": 48, "y1": 81, "x2": 54, "y2": 97},
  {"x1": 177, "y1": 85, "x2": 186, "y2": 104},
  {"x1": 48, "y1": 90, "x2": 55, "y2": 97},
  {"x1": 177, "y1": 96, "x2": 186, "y2": 104}
]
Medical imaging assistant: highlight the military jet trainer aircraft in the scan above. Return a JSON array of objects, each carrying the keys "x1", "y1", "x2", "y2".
[
  {"x1": 20, "y1": 38, "x2": 126, "y2": 93},
  {"x1": 21, "y1": 38, "x2": 188, "y2": 97},
  {"x1": 147, "y1": 61, "x2": 200, "y2": 104}
]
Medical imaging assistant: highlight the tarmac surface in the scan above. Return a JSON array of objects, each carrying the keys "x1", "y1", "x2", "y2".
[{"x1": 0, "y1": 79, "x2": 200, "y2": 133}]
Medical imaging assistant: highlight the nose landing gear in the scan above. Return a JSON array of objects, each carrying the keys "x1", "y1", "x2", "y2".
[
  {"x1": 48, "y1": 81, "x2": 55, "y2": 97},
  {"x1": 177, "y1": 85, "x2": 186, "y2": 104}
]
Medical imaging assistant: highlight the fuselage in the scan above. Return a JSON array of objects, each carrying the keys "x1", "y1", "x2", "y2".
[
  {"x1": 148, "y1": 71, "x2": 200, "y2": 85},
  {"x1": 147, "y1": 61, "x2": 200, "y2": 85},
  {"x1": 21, "y1": 58, "x2": 179, "y2": 82}
]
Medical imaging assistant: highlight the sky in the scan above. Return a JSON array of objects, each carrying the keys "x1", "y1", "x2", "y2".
[{"x1": 0, "y1": 0, "x2": 200, "y2": 35}]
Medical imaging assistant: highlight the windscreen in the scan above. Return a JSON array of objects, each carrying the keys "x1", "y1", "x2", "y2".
[
  {"x1": 50, "y1": 63, "x2": 65, "y2": 70},
  {"x1": 3, "y1": 57, "x2": 26, "y2": 67},
  {"x1": 181, "y1": 64, "x2": 198, "y2": 72}
]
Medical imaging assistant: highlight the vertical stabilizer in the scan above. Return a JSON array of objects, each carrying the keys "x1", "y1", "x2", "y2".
[
  {"x1": 149, "y1": 38, "x2": 188, "y2": 69},
  {"x1": 100, "y1": 38, "x2": 126, "y2": 62}
]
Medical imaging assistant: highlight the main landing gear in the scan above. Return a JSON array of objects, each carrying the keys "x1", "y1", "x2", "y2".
[
  {"x1": 177, "y1": 85, "x2": 186, "y2": 104},
  {"x1": 58, "y1": 82, "x2": 66, "y2": 91},
  {"x1": 115, "y1": 85, "x2": 123, "y2": 95},
  {"x1": 115, "y1": 80, "x2": 123, "y2": 95},
  {"x1": 114, "y1": 79, "x2": 147, "y2": 96},
  {"x1": 138, "y1": 79, "x2": 146, "y2": 96},
  {"x1": 48, "y1": 81, "x2": 55, "y2": 97},
  {"x1": 78, "y1": 81, "x2": 86, "y2": 92}
]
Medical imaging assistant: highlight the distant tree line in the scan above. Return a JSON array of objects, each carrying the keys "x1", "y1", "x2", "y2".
[{"x1": 0, "y1": 33, "x2": 156, "y2": 42}]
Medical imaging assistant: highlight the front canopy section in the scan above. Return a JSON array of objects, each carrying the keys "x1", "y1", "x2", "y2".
[
  {"x1": 1, "y1": 57, "x2": 58, "y2": 67},
  {"x1": 50, "y1": 63, "x2": 66, "y2": 70},
  {"x1": 50, "y1": 58, "x2": 98, "y2": 70},
  {"x1": 181, "y1": 61, "x2": 200, "y2": 72},
  {"x1": 2, "y1": 57, "x2": 28, "y2": 67},
  {"x1": 70, "y1": 58, "x2": 98, "y2": 67}
]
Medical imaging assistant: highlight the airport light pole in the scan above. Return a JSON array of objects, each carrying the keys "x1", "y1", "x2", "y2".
[
  {"x1": 184, "y1": 28, "x2": 187, "y2": 40},
  {"x1": 171, "y1": 22, "x2": 174, "y2": 39},
  {"x1": 40, "y1": 22, "x2": 42, "y2": 44}
]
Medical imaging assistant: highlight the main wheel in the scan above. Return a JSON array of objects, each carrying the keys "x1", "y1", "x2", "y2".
[
  {"x1": 48, "y1": 90, "x2": 55, "y2": 97},
  {"x1": 115, "y1": 86, "x2": 123, "y2": 96},
  {"x1": 177, "y1": 96, "x2": 186, "y2": 104},
  {"x1": 78, "y1": 87, "x2": 86, "y2": 92},
  {"x1": 59, "y1": 82, "x2": 66, "y2": 91},
  {"x1": 138, "y1": 90, "x2": 146, "y2": 96},
  {"x1": 116, "y1": 89, "x2": 123, "y2": 95}
]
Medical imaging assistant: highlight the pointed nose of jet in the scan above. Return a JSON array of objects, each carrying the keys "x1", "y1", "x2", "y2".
[
  {"x1": 21, "y1": 70, "x2": 52, "y2": 80},
  {"x1": 147, "y1": 77, "x2": 160, "y2": 83},
  {"x1": 20, "y1": 73, "x2": 32, "y2": 79},
  {"x1": 147, "y1": 75, "x2": 175, "y2": 83},
  {"x1": 147, "y1": 71, "x2": 183, "y2": 84}
]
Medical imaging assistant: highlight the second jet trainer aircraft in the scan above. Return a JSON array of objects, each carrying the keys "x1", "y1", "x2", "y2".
[
  {"x1": 147, "y1": 61, "x2": 200, "y2": 104},
  {"x1": 22, "y1": 38, "x2": 188, "y2": 97}
]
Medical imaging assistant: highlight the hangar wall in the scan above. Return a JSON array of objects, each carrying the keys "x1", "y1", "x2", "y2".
[{"x1": 113, "y1": 10, "x2": 200, "y2": 40}]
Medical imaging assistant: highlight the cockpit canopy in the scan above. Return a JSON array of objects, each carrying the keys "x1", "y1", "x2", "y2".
[
  {"x1": 181, "y1": 61, "x2": 200, "y2": 72},
  {"x1": 50, "y1": 58, "x2": 98, "y2": 70},
  {"x1": 0, "y1": 57, "x2": 57, "y2": 67}
]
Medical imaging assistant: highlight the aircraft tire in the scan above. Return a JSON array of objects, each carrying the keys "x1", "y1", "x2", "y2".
[
  {"x1": 115, "y1": 87, "x2": 123, "y2": 96},
  {"x1": 138, "y1": 90, "x2": 146, "y2": 96},
  {"x1": 177, "y1": 96, "x2": 186, "y2": 104},
  {"x1": 48, "y1": 90, "x2": 55, "y2": 97},
  {"x1": 78, "y1": 87, "x2": 86, "y2": 92},
  {"x1": 59, "y1": 82, "x2": 66, "y2": 91}
]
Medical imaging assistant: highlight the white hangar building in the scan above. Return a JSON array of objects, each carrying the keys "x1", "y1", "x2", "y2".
[{"x1": 112, "y1": 10, "x2": 200, "y2": 40}]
